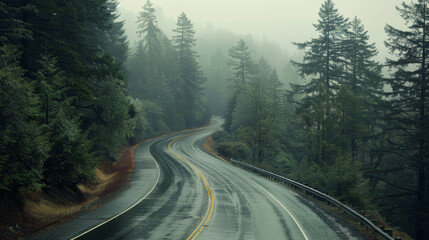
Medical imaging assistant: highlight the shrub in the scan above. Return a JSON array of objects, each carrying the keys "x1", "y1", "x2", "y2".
[{"x1": 216, "y1": 141, "x2": 251, "y2": 161}]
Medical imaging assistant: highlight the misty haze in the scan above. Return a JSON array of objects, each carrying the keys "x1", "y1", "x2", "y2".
[{"x1": 0, "y1": 1, "x2": 428, "y2": 240}]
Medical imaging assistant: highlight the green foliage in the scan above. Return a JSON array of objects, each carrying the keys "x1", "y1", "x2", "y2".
[
  {"x1": 128, "y1": 97, "x2": 169, "y2": 142},
  {"x1": 380, "y1": 1, "x2": 429, "y2": 238},
  {"x1": 171, "y1": 13, "x2": 209, "y2": 129},
  {"x1": 211, "y1": 130, "x2": 232, "y2": 143},
  {"x1": 216, "y1": 142, "x2": 251, "y2": 162},
  {"x1": 327, "y1": 155, "x2": 365, "y2": 206},
  {"x1": 0, "y1": 45, "x2": 48, "y2": 190},
  {"x1": 32, "y1": 55, "x2": 96, "y2": 185},
  {"x1": 129, "y1": 4, "x2": 209, "y2": 131},
  {"x1": 222, "y1": 43, "x2": 283, "y2": 165},
  {"x1": 227, "y1": 39, "x2": 254, "y2": 87},
  {"x1": 212, "y1": 129, "x2": 250, "y2": 162},
  {"x1": 89, "y1": 74, "x2": 133, "y2": 159},
  {"x1": 0, "y1": 0, "x2": 211, "y2": 203},
  {"x1": 137, "y1": 0, "x2": 161, "y2": 63},
  {"x1": 0, "y1": 1, "x2": 33, "y2": 44},
  {"x1": 101, "y1": 0, "x2": 128, "y2": 66},
  {"x1": 0, "y1": 0, "x2": 137, "y2": 192}
]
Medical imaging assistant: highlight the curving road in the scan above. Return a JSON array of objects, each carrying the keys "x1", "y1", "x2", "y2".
[{"x1": 31, "y1": 118, "x2": 365, "y2": 240}]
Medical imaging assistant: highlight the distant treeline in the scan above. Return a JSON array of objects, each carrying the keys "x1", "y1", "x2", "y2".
[
  {"x1": 213, "y1": 0, "x2": 429, "y2": 239},
  {"x1": 0, "y1": 0, "x2": 209, "y2": 204}
]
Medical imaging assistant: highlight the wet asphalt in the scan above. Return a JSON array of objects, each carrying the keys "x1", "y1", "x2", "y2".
[{"x1": 30, "y1": 119, "x2": 366, "y2": 240}]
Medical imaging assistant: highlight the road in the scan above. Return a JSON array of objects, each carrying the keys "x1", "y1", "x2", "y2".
[{"x1": 32, "y1": 118, "x2": 365, "y2": 240}]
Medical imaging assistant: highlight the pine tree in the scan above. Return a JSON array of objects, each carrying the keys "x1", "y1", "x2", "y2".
[
  {"x1": 291, "y1": 0, "x2": 349, "y2": 164},
  {"x1": 267, "y1": 68, "x2": 283, "y2": 108},
  {"x1": 343, "y1": 17, "x2": 381, "y2": 95},
  {"x1": 172, "y1": 13, "x2": 205, "y2": 128},
  {"x1": 32, "y1": 55, "x2": 99, "y2": 186},
  {"x1": 137, "y1": 0, "x2": 161, "y2": 65},
  {"x1": 227, "y1": 39, "x2": 254, "y2": 87},
  {"x1": 232, "y1": 58, "x2": 280, "y2": 164},
  {"x1": 341, "y1": 17, "x2": 382, "y2": 161},
  {"x1": 383, "y1": 1, "x2": 429, "y2": 238},
  {"x1": 224, "y1": 39, "x2": 255, "y2": 131},
  {"x1": 0, "y1": 1, "x2": 33, "y2": 44},
  {"x1": 127, "y1": 41, "x2": 148, "y2": 99},
  {"x1": 292, "y1": 0, "x2": 349, "y2": 91},
  {"x1": 102, "y1": 0, "x2": 128, "y2": 65},
  {"x1": 0, "y1": 45, "x2": 48, "y2": 191}
]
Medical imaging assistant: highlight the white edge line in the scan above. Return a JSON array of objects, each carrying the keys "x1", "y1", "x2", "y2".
[
  {"x1": 69, "y1": 140, "x2": 161, "y2": 240},
  {"x1": 227, "y1": 167, "x2": 309, "y2": 240},
  {"x1": 189, "y1": 132, "x2": 309, "y2": 240}
]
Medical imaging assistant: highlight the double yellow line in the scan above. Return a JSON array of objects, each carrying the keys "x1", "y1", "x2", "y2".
[{"x1": 168, "y1": 132, "x2": 214, "y2": 240}]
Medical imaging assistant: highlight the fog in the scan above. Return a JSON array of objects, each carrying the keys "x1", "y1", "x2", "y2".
[{"x1": 118, "y1": 0, "x2": 405, "y2": 61}]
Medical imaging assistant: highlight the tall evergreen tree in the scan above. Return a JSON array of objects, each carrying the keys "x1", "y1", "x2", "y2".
[
  {"x1": 340, "y1": 16, "x2": 382, "y2": 161},
  {"x1": 224, "y1": 39, "x2": 255, "y2": 131},
  {"x1": 267, "y1": 68, "x2": 283, "y2": 108},
  {"x1": 0, "y1": 45, "x2": 48, "y2": 191},
  {"x1": 227, "y1": 39, "x2": 254, "y2": 87},
  {"x1": 127, "y1": 41, "x2": 148, "y2": 99},
  {"x1": 292, "y1": 0, "x2": 349, "y2": 91},
  {"x1": 137, "y1": 0, "x2": 161, "y2": 65},
  {"x1": 229, "y1": 58, "x2": 281, "y2": 164},
  {"x1": 383, "y1": 1, "x2": 429, "y2": 239},
  {"x1": 343, "y1": 17, "x2": 381, "y2": 95},
  {"x1": 101, "y1": 0, "x2": 128, "y2": 66},
  {"x1": 172, "y1": 13, "x2": 206, "y2": 128},
  {"x1": 291, "y1": 0, "x2": 349, "y2": 164},
  {"x1": 33, "y1": 55, "x2": 98, "y2": 186}
]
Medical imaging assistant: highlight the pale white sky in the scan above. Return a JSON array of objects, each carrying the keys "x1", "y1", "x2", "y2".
[{"x1": 118, "y1": 0, "x2": 406, "y2": 60}]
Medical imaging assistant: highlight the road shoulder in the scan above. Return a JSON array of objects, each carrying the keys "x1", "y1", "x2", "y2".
[{"x1": 28, "y1": 141, "x2": 160, "y2": 240}]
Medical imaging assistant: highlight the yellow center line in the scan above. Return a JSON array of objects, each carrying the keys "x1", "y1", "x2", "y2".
[{"x1": 167, "y1": 132, "x2": 214, "y2": 240}]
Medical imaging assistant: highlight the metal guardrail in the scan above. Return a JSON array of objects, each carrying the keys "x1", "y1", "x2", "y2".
[{"x1": 230, "y1": 159, "x2": 395, "y2": 240}]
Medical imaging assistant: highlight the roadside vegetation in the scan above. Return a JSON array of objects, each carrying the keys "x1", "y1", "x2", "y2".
[
  {"x1": 1, "y1": 0, "x2": 428, "y2": 239},
  {"x1": 211, "y1": 1, "x2": 428, "y2": 239},
  {"x1": 0, "y1": 0, "x2": 209, "y2": 238}
]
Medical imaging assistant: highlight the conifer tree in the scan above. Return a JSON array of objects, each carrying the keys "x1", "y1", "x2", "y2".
[
  {"x1": 227, "y1": 39, "x2": 254, "y2": 87},
  {"x1": 231, "y1": 58, "x2": 280, "y2": 164},
  {"x1": 267, "y1": 68, "x2": 283, "y2": 108},
  {"x1": 0, "y1": 45, "x2": 48, "y2": 190},
  {"x1": 224, "y1": 39, "x2": 255, "y2": 131},
  {"x1": 292, "y1": 0, "x2": 349, "y2": 91},
  {"x1": 291, "y1": 0, "x2": 349, "y2": 163},
  {"x1": 340, "y1": 17, "x2": 382, "y2": 161},
  {"x1": 172, "y1": 13, "x2": 205, "y2": 128},
  {"x1": 137, "y1": 0, "x2": 161, "y2": 65},
  {"x1": 0, "y1": 1, "x2": 33, "y2": 44},
  {"x1": 128, "y1": 41, "x2": 148, "y2": 99},
  {"x1": 383, "y1": 1, "x2": 429, "y2": 238},
  {"x1": 343, "y1": 17, "x2": 381, "y2": 95},
  {"x1": 102, "y1": 0, "x2": 128, "y2": 65}
]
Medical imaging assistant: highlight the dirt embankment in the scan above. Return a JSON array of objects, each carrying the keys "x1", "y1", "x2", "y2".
[
  {"x1": 202, "y1": 136, "x2": 230, "y2": 163},
  {"x1": 0, "y1": 143, "x2": 142, "y2": 240}
]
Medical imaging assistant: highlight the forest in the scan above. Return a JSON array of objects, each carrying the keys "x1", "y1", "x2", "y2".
[
  {"x1": 0, "y1": 0, "x2": 209, "y2": 213},
  {"x1": 0, "y1": 0, "x2": 428, "y2": 239},
  {"x1": 210, "y1": 1, "x2": 428, "y2": 239}
]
